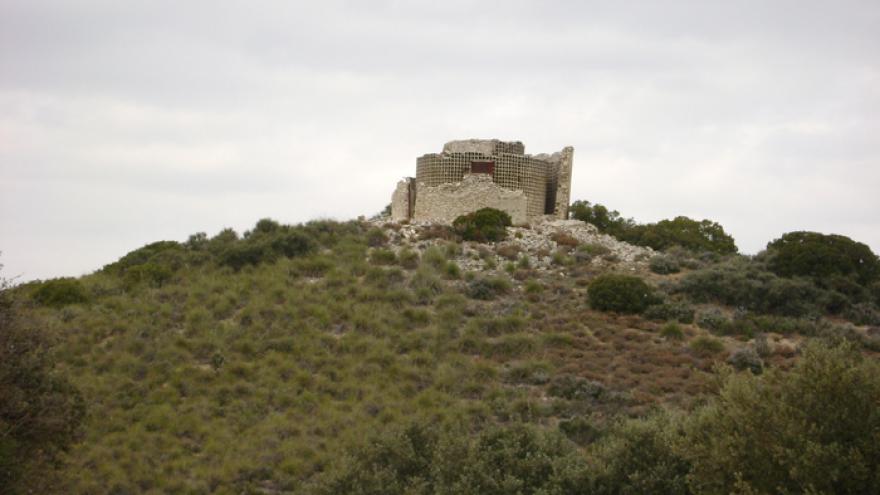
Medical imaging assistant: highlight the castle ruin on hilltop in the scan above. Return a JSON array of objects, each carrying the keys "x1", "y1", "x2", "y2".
[{"x1": 391, "y1": 139, "x2": 574, "y2": 225}]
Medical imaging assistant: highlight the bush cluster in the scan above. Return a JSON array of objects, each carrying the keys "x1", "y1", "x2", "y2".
[
  {"x1": 308, "y1": 423, "x2": 588, "y2": 495},
  {"x1": 588, "y1": 274, "x2": 658, "y2": 314},
  {"x1": 675, "y1": 257, "x2": 826, "y2": 317},
  {"x1": 643, "y1": 300, "x2": 695, "y2": 323},
  {"x1": 308, "y1": 342, "x2": 880, "y2": 494},
  {"x1": 649, "y1": 254, "x2": 681, "y2": 274},
  {"x1": 621, "y1": 216, "x2": 737, "y2": 255},
  {"x1": 766, "y1": 231, "x2": 879, "y2": 285},
  {"x1": 32, "y1": 278, "x2": 89, "y2": 307},
  {"x1": 452, "y1": 208, "x2": 512, "y2": 243},
  {"x1": 570, "y1": 200, "x2": 738, "y2": 254},
  {"x1": 466, "y1": 276, "x2": 511, "y2": 300}
]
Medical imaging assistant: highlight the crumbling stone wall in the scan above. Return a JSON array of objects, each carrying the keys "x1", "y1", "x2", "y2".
[
  {"x1": 390, "y1": 179, "x2": 413, "y2": 222},
  {"x1": 554, "y1": 147, "x2": 574, "y2": 219},
  {"x1": 442, "y1": 139, "x2": 525, "y2": 155},
  {"x1": 413, "y1": 174, "x2": 529, "y2": 225}
]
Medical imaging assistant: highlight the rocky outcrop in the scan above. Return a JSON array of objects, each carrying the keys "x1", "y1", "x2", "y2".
[{"x1": 371, "y1": 216, "x2": 653, "y2": 273}]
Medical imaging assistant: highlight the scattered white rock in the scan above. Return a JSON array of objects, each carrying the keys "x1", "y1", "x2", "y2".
[{"x1": 369, "y1": 216, "x2": 653, "y2": 274}]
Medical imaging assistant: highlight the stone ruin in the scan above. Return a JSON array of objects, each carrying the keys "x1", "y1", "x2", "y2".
[{"x1": 391, "y1": 139, "x2": 574, "y2": 225}]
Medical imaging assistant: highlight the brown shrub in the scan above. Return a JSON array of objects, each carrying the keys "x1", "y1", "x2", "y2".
[
  {"x1": 551, "y1": 232, "x2": 580, "y2": 249},
  {"x1": 418, "y1": 224, "x2": 457, "y2": 241},
  {"x1": 495, "y1": 244, "x2": 522, "y2": 261}
]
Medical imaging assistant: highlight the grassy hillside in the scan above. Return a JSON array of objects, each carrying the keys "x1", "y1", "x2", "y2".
[{"x1": 6, "y1": 217, "x2": 880, "y2": 493}]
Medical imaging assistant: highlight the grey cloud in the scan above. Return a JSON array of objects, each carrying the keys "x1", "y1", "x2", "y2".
[{"x1": 1, "y1": 0, "x2": 879, "y2": 280}]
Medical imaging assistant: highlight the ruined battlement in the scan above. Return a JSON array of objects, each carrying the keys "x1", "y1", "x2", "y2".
[
  {"x1": 391, "y1": 139, "x2": 574, "y2": 225},
  {"x1": 441, "y1": 139, "x2": 525, "y2": 156}
]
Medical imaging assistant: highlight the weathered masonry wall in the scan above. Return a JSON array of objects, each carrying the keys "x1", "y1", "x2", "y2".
[
  {"x1": 390, "y1": 178, "x2": 415, "y2": 222},
  {"x1": 413, "y1": 174, "x2": 529, "y2": 225}
]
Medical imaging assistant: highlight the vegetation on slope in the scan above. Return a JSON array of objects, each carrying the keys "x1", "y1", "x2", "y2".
[
  {"x1": 569, "y1": 200, "x2": 737, "y2": 254},
  {"x1": 1, "y1": 269, "x2": 84, "y2": 493},
  {"x1": 4, "y1": 210, "x2": 880, "y2": 494}
]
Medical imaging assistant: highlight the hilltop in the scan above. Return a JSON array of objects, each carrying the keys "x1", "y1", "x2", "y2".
[{"x1": 3, "y1": 213, "x2": 880, "y2": 494}]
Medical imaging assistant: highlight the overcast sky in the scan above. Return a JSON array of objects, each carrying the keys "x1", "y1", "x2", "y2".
[{"x1": 1, "y1": 0, "x2": 878, "y2": 281}]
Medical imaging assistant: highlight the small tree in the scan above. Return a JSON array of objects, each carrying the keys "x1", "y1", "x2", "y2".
[
  {"x1": 766, "y1": 231, "x2": 879, "y2": 286},
  {"x1": 1, "y1": 267, "x2": 85, "y2": 491},
  {"x1": 683, "y1": 341, "x2": 880, "y2": 494}
]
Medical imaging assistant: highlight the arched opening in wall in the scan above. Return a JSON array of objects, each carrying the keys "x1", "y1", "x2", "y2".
[{"x1": 470, "y1": 161, "x2": 494, "y2": 175}]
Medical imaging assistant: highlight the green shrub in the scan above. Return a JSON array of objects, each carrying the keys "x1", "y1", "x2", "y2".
[
  {"x1": 590, "y1": 412, "x2": 691, "y2": 495},
  {"x1": 369, "y1": 248, "x2": 397, "y2": 265},
  {"x1": 558, "y1": 417, "x2": 600, "y2": 445},
  {"x1": 218, "y1": 241, "x2": 273, "y2": 270},
  {"x1": 410, "y1": 268, "x2": 443, "y2": 304},
  {"x1": 621, "y1": 216, "x2": 738, "y2": 255},
  {"x1": 398, "y1": 249, "x2": 419, "y2": 269},
  {"x1": 452, "y1": 208, "x2": 512, "y2": 243},
  {"x1": 217, "y1": 223, "x2": 316, "y2": 270},
  {"x1": 466, "y1": 276, "x2": 511, "y2": 300},
  {"x1": 569, "y1": 200, "x2": 635, "y2": 238},
  {"x1": 689, "y1": 336, "x2": 724, "y2": 356},
  {"x1": 660, "y1": 322, "x2": 685, "y2": 340},
  {"x1": 32, "y1": 278, "x2": 89, "y2": 307},
  {"x1": 122, "y1": 263, "x2": 173, "y2": 289},
  {"x1": 649, "y1": 254, "x2": 681, "y2": 274},
  {"x1": 269, "y1": 230, "x2": 315, "y2": 258},
  {"x1": 696, "y1": 308, "x2": 729, "y2": 333},
  {"x1": 844, "y1": 302, "x2": 880, "y2": 326},
  {"x1": 676, "y1": 257, "x2": 826, "y2": 317},
  {"x1": 643, "y1": 300, "x2": 695, "y2": 323},
  {"x1": 2, "y1": 280, "x2": 85, "y2": 492},
  {"x1": 765, "y1": 231, "x2": 879, "y2": 286},
  {"x1": 577, "y1": 243, "x2": 611, "y2": 257},
  {"x1": 253, "y1": 218, "x2": 281, "y2": 234},
  {"x1": 443, "y1": 261, "x2": 461, "y2": 279},
  {"x1": 683, "y1": 341, "x2": 880, "y2": 494},
  {"x1": 365, "y1": 228, "x2": 388, "y2": 247},
  {"x1": 418, "y1": 224, "x2": 457, "y2": 241},
  {"x1": 102, "y1": 240, "x2": 184, "y2": 275},
  {"x1": 421, "y1": 246, "x2": 447, "y2": 270},
  {"x1": 588, "y1": 274, "x2": 657, "y2": 314},
  {"x1": 524, "y1": 280, "x2": 544, "y2": 295},
  {"x1": 570, "y1": 200, "x2": 737, "y2": 254},
  {"x1": 547, "y1": 375, "x2": 607, "y2": 401},
  {"x1": 727, "y1": 347, "x2": 763, "y2": 374},
  {"x1": 870, "y1": 281, "x2": 880, "y2": 306},
  {"x1": 308, "y1": 422, "x2": 589, "y2": 495}
]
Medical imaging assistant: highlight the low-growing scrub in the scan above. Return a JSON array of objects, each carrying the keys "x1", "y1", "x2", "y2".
[
  {"x1": 643, "y1": 300, "x2": 695, "y2": 324},
  {"x1": 465, "y1": 276, "x2": 511, "y2": 300},
  {"x1": 659, "y1": 322, "x2": 685, "y2": 340},
  {"x1": 588, "y1": 274, "x2": 658, "y2": 314},
  {"x1": 689, "y1": 335, "x2": 725, "y2": 356},
  {"x1": 649, "y1": 254, "x2": 681, "y2": 274},
  {"x1": 727, "y1": 347, "x2": 763, "y2": 374}
]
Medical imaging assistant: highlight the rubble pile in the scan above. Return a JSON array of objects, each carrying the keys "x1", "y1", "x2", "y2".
[{"x1": 371, "y1": 216, "x2": 653, "y2": 274}]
